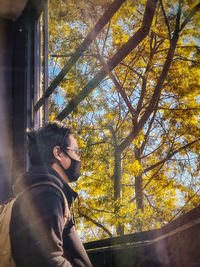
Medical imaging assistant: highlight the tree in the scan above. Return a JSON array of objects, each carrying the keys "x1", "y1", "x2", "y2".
[{"x1": 48, "y1": 0, "x2": 200, "y2": 240}]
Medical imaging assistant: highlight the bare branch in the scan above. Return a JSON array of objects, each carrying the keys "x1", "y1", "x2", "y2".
[
  {"x1": 175, "y1": 0, "x2": 183, "y2": 34},
  {"x1": 173, "y1": 56, "x2": 200, "y2": 64},
  {"x1": 56, "y1": 0, "x2": 158, "y2": 121},
  {"x1": 143, "y1": 163, "x2": 165, "y2": 190},
  {"x1": 155, "y1": 45, "x2": 200, "y2": 54},
  {"x1": 102, "y1": 21, "x2": 111, "y2": 55},
  {"x1": 50, "y1": 53, "x2": 98, "y2": 58},
  {"x1": 136, "y1": 19, "x2": 180, "y2": 131},
  {"x1": 140, "y1": 110, "x2": 157, "y2": 154},
  {"x1": 98, "y1": 53, "x2": 138, "y2": 121},
  {"x1": 136, "y1": 34, "x2": 155, "y2": 115},
  {"x1": 168, "y1": 188, "x2": 200, "y2": 223},
  {"x1": 159, "y1": 0, "x2": 171, "y2": 40},
  {"x1": 180, "y1": 3, "x2": 200, "y2": 32},
  {"x1": 158, "y1": 107, "x2": 200, "y2": 111},
  {"x1": 141, "y1": 139, "x2": 166, "y2": 159},
  {"x1": 118, "y1": 4, "x2": 181, "y2": 154},
  {"x1": 94, "y1": 39, "x2": 138, "y2": 121},
  {"x1": 143, "y1": 138, "x2": 200, "y2": 174},
  {"x1": 119, "y1": 62, "x2": 144, "y2": 79},
  {"x1": 129, "y1": 162, "x2": 164, "y2": 203},
  {"x1": 145, "y1": 194, "x2": 160, "y2": 211},
  {"x1": 79, "y1": 211, "x2": 113, "y2": 238}
]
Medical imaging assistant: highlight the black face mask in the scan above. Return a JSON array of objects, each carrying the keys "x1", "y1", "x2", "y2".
[{"x1": 61, "y1": 151, "x2": 81, "y2": 182}]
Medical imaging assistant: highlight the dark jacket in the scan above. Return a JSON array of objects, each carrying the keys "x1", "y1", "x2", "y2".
[{"x1": 10, "y1": 166, "x2": 92, "y2": 267}]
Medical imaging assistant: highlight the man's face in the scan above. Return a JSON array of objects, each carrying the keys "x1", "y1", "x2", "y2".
[
  {"x1": 52, "y1": 134, "x2": 81, "y2": 183},
  {"x1": 60, "y1": 135, "x2": 81, "y2": 170},
  {"x1": 65, "y1": 135, "x2": 81, "y2": 161}
]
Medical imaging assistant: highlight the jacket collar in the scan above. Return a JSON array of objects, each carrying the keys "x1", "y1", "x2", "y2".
[{"x1": 14, "y1": 165, "x2": 78, "y2": 207}]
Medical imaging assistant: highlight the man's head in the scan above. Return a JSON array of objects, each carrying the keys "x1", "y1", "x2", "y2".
[{"x1": 27, "y1": 121, "x2": 81, "y2": 182}]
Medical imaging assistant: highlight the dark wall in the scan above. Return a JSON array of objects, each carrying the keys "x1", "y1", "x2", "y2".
[
  {"x1": 86, "y1": 206, "x2": 200, "y2": 267},
  {"x1": 11, "y1": 19, "x2": 29, "y2": 184},
  {"x1": 0, "y1": 0, "x2": 44, "y2": 202},
  {"x1": 0, "y1": 18, "x2": 13, "y2": 202},
  {"x1": 11, "y1": 0, "x2": 44, "y2": 185},
  {"x1": 0, "y1": 17, "x2": 30, "y2": 202}
]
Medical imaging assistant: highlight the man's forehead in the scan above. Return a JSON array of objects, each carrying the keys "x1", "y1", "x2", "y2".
[{"x1": 68, "y1": 134, "x2": 78, "y2": 147}]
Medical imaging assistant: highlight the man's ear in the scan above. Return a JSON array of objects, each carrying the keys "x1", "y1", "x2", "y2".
[{"x1": 53, "y1": 146, "x2": 62, "y2": 161}]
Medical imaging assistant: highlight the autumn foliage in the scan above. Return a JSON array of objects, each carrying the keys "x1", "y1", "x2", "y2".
[{"x1": 48, "y1": 0, "x2": 200, "y2": 241}]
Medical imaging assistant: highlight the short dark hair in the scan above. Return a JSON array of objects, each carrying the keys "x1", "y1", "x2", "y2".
[{"x1": 27, "y1": 121, "x2": 73, "y2": 166}]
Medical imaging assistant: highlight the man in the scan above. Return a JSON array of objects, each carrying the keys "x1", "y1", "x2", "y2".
[{"x1": 10, "y1": 121, "x2": 93, "y2": 267}]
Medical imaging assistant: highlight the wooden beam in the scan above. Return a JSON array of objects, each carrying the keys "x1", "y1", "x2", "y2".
[
  {"x1": 56, "y1": 0, "x2": 157, "y2": 121},
  {"x1": 34, "y1": 0, "x2": 127, "y2": 111}
]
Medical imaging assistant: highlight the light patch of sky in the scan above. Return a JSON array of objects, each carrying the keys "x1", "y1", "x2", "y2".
[
  {"x1": 49, "y1": 58, "x2": 67, "y2": 109},
  {"x1": 49, "y1": 59, "x2": 61, "y2": 78},
  {"x1": 51, "y1": 88, "x2": 66, "y2": 111},
  {"x1": 69, "y1": 21, "x2": 89, "y2": 35}
]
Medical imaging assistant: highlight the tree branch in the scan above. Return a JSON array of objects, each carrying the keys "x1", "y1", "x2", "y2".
[
  {"x1": 94, "y1": 39, "x2": 138, "y2": 121},
  {"x1": 136, "y1": 33, "x2": 154, "y2": 115},
  {"x1": 118, "y1": 2, "x2": 182, "y2": 154},
  {"x1": 136, "y1": 17, "x2": 180, "y2": 132},
  {"x1": 159, "y1": 0, "x2": 171, "y2": 40},
  {"x1": 79, "y1": 211, "x2": 113, "y2": 238},
  {"x1": 168, "y1": 188, "x2": 200, "y2": 223},
  {"x1": 142, "y1": 163, "x2": 165, "y2": 191},
  {"x1": 145, "y1": 194, "x2": 160, "y2": 211},
  {"x1": 97, "y1": 52, "x2": 138, "y2": 122},
  {"x1": 141, "y1": 139, "x2": 166, "y2": 159},
  {"x1": 119, "y1": 62, "x2": 144, "y2": 79},
  {"x1": 143, "y1": 138, "x2": 200, "y2": 174},
  {"x1": 158, "y1": 107, "x2": 200, "y2": 111},
  {"x1": 129, "y1": 162, "x2": 164, "y2": 203},
  {"x1": 173, "y1": 56, "x2": 200, "y2": 64},
  {"x1": 174, "y1": 0, "x2": 183, "y2": 34},
  {"x1": 180, "y1": 3, "x2": 200, "y2": 32},
  {"x1": 140, "y1": 110, "x2": 157, "y2": 154},
  {"x1": 155, "y1": 45, "x2": 200, "y2": 54},
  {"x1": 56, "y1": 0, "x2": 158, "y2": 121}
]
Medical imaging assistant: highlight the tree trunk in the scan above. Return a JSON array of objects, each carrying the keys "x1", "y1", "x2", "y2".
[
  {"x1": 135, "y1": 174, "x2": 144, "y2": 212},
  {"x1": 135, "y1": 147, "x2": 144, "y2": 211},
  {"x1": 114, "y1": 148, "x2": 124, "y2": 235},
  {"x1": 134, "y1": 147, "x2": 144, "y2": 231}
]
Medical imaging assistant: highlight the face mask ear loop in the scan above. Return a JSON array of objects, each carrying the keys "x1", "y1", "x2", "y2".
[{"x1": 62, "y1": 150, "x2": 72, "y2": 161}]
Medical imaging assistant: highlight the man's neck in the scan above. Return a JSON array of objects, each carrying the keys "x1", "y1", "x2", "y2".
[{"x1": 51, "y1": 162, "x2": 70, "y2": 184}]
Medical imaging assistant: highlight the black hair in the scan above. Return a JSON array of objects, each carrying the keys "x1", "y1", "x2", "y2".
[{"x1": 27, "y1": 121, "x2": 73, "y2": 167}]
